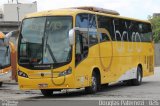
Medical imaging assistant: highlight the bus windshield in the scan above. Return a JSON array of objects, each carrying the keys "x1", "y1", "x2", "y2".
[
  {"x1": 0, "y1": 46, "x2": 10, "y2": 69},
  {"x1": 19, "y1": 16, "x2": 72, "y2": 66}
]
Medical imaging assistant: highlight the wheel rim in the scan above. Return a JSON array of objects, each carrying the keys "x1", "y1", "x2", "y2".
[
  {"x1": 92, "y1": 76, "x2": 97, "y2": 91},
  {"x1": 138, "y1": 71, "x2": 141, "y2": 82}
]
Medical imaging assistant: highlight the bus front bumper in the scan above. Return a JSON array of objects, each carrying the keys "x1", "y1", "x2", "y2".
[{"x1": 18, "y1": 75, "x2": 76, "y2": 90}]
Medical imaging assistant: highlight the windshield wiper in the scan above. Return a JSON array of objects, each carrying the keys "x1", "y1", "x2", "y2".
[
  {"x1": 43, "y1": 32, "x2": 57, "y2": 63},
  {"x1": 46, "y1": 44, "x2": 57, "y2": 63}
]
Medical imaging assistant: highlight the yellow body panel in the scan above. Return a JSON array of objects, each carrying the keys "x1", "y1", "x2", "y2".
[{"x1": 18, "y1": 9, "x2": 154, "y2": 90}]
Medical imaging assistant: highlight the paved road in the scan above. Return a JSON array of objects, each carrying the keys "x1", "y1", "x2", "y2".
[{"x1": 0, "y1": 67, "x2": 160, "y2": 101}]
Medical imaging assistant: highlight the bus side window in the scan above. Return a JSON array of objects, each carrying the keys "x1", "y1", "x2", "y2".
[
  {"x1": 113, "y1": 19, "x2": 128, "y2": 41},
  {"x1": 75, "y1": 32, "x2": 82, "y2": 64},
  {"x1": 121, "y1": 20, "x2": 128, "y2": 41},
  {"x1": 75, "y1": 31, "x2": 89, "y2": 65},
  {"x1": 76, "y1": 14, "x2": 88, "y2": 28},
  {"x1": 75, "y1": 14, "x2": 89, "y2": 65},
  {"x1": 88, "y1": 14, "x2": 98, "y2": 46},
  {"x1": 99, "y1": 33, "x2": 110, "y2": 42},
  {"x1": 97, "y1": 15, "x2": 114, "y2": 41},
  {"x1": 140, "y1": 23, "x2": 152, "y2": 42},
  {"x1": 126, "y1": 20, "x2": 132, "y2": 41},
  {"x1": 134, "y1": 22, "x2": 141, "y2": 42},
  {"x1": 128, "y1": 21, "x2": 139, "y2": 42}
]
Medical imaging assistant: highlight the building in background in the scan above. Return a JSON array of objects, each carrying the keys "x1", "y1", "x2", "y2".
[
  {"x1": 153, "y1": 13, "x2": 160, "y2": 18},
  {"x1": 0, "y1": 9, "x2": 3, "y2": 19},
  {"x1": 0, "y1": 2, "x2": 37, "y2": 81},
  {"x1": 0, "y1": 3, "x2": 37, "y2": 21},
  {"x1": 0, "y1": 2, "x2": 37, "y2": 33}
]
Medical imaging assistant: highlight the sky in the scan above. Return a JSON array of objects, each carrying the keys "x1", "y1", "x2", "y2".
[{"x1": 0, "y1": 0, "x2": 160, "y2": 20}]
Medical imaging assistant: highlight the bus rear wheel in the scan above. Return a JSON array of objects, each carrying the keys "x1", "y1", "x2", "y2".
[
  {"x1": 132, "y1": 66, "x2": 142, "y2": 86},
  {"x1": 124, "y1": 66, "x2": 142, "y2": 86},
  {"x1": 85, "y1": 72, "x2": 99, "y2": 94},
  {"x1": 0, "y1": 82, "x2": 2, "y2": 87},
  {"x1": 41, "y1": 89, "x2": 54, "y2": 96}
]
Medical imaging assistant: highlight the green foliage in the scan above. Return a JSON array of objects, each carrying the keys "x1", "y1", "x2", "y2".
[{"x1": 148, "y1": 16, "x2": 160, "y2": 43}]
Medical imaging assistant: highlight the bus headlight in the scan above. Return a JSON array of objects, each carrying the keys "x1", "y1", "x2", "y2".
[
  {"x1": 59, "y1": 68, "x2": 72, "y2": 77},
  {"x1": 18, "y1": 70, "x2": 28, "y2": 78}
]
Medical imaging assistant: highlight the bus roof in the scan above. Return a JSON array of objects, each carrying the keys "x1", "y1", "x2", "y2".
[
  {"x1": 25, "y1": 7, "x2": 150, "y2": 23},
  {"x1": 69, "y1": 6, "x2": 120, "y2": 15}
]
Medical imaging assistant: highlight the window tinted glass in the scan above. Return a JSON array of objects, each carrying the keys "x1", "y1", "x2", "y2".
[
  {"x1": 98, "y1": 15, "x2": 114, "y2": 41},
  {"x1": 21, "y1": 17, "x2": 46, "y2": 43},
  {"x1": 76, "y1": 14, "x2": 98, "y2": 46},
  {"x1": 76, "y1": 14, "x2": 88, "y2": 28},
  {"x1": 75, "y1": 13, "x2": 98, "y2": 65},
  {"x1": 99, "y1": 33, "x2": 110, "y2": 42},
  {"x1": 139, "y1": 23, "x2": 152, "y2": 42},
  {"x1": 89, "y1": 14, "x2": 97, "y2": 28},
  {"x1": 129, "y1": 21, "x2": 140, "y2": 42},
  {"x1": 75, "y1": 30, "x2": 89, "y2": 65},
  {"x1": 112, "y1": 18, "x2": 152, "y2": 42},
  {"x1": 113, "y1": 19, "x2": 128, "y2": 41},
  {"x1": 88, "y1": 14, "x2": 98, "y2": 46}
]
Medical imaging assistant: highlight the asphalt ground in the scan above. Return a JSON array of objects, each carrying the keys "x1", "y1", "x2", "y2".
[{"x1": 0, "y1": 67, "x2": 160, "y2": 106}]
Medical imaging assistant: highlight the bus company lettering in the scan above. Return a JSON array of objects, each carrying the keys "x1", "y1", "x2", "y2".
[{"x1": 113, "y1": 20, "x2": 142, "y2": 53}]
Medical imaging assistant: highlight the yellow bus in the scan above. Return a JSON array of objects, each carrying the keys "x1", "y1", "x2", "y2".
[
  {"x1": 17, "y1": 7, "x2": 154, "y2": 96},
  {"x1": 0, "y1": 32, "x2": 15, "y2": 87}
]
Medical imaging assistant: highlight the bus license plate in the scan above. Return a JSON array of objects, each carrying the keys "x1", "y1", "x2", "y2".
[{"x1": 38, "y1": 84, "x2": 48, "y2": 88}]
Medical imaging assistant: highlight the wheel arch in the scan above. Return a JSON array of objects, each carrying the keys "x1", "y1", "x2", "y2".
[{"x1": 92, "y1": 67, "x2": 101, "y2": 84}]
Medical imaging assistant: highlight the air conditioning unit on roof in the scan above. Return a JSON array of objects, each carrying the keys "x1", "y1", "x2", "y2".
[{"x1": 71, "y1": 6, "x2": 120, "y2": 15}]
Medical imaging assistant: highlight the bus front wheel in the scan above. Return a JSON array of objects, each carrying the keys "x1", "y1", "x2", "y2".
[
  {"x1": 41, "y1": 89, "x2": 53, "y2": 96},
  {"x1": 85, "y1": 72, "x2": 99, "y2": 94}
]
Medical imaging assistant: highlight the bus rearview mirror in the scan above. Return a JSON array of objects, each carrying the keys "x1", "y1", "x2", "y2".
[{"x1": 69, "y1": 29, "x2": 74, "y2": 45}]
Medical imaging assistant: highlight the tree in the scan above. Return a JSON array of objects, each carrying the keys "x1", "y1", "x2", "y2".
[{"x1": 148, "y1": 15, "x2": 160, "y2": 43}]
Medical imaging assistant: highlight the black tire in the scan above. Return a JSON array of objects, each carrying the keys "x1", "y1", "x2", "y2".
[
  {"x1": 0, "y1": 82, "x2": 2, "y2": 87},
  {"x1": 85, "y1": 72, "x2": 99, "y2": 94},
  {"x1": 101, "y1": 83, "x2": 109, "y2": 89},
  {"x1": 131, "y1": 67, "x2": 142, "y2": 86},
  {"x1": 41, "y1": 89, "x2": 54, "y2": 96}
]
